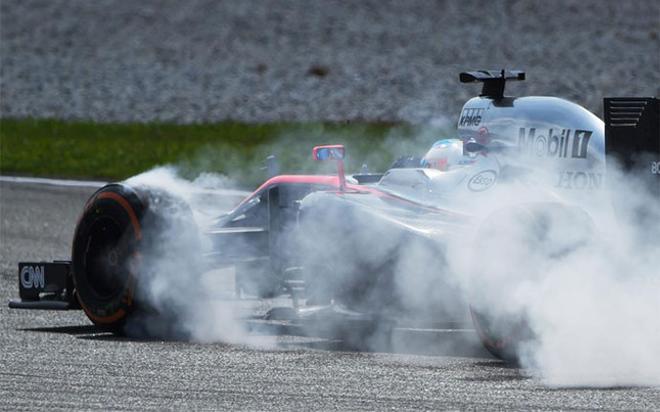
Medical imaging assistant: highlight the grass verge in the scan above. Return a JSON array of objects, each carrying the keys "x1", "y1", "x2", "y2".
[{"x1": 1, "y1": 118, "x2": 446, "y2": 187}]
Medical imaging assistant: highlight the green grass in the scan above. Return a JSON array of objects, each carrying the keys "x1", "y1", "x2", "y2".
[{"x1": 0, "y1": 118, "x2": 447, "y2": 188}]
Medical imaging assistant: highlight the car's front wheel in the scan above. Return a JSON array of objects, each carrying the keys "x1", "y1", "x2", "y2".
[{"x1": 71, "y1": 183, "x2": 200, "y2": 334}]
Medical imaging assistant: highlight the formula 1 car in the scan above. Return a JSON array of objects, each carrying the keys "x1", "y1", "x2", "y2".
[{"x1": 10, "y1": 70, "x2": 659, "y2": 360}]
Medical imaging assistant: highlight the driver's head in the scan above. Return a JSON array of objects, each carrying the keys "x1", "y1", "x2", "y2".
[{"x1": 422, "y1": 138, "x2": 475, "y2": 171}]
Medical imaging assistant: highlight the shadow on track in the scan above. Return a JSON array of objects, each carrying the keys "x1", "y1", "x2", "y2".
[
  {"x1": 246, "y1": 319, "x2": 493, "y2": 359},
  {"x1": 19, "y1": 325, "x2": 156, "y2": 342},
  {"x1": 20, "y1": 325, "x2": 100, "y2": 335},
  {"x1": 20, "y1": 319, "x2": 494, "y2": 359}
]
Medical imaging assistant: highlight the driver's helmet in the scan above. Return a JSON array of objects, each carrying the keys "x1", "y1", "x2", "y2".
[{"x1": 422, "y1": 138, "x2": 476, "y2": 171}]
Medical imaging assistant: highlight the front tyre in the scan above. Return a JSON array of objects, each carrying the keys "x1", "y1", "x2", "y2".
[{"x1": 71, "y1": 184, "x2": 144, "y2": 332}]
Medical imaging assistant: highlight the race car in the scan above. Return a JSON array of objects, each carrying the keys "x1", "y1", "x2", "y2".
[{"x1": 10, "y1": 70, "x2": 659, "y2": 361}]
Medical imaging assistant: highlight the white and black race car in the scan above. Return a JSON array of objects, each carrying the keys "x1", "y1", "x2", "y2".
[{"x1": 10, "y1": 70, "x2": 659, "y2": 361}]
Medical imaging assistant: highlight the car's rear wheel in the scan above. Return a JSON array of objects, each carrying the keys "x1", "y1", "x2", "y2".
[
  {"x1": 469, "y1": 306, "x2": 532, "y2": 362},
  {"x1": 469, "y1": 203, "x2": 594, "y2": 362}
]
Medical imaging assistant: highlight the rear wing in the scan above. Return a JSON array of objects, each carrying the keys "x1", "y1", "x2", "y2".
[
  {"x1": 604, "y1": 97, "x2": 659, "y2": 197},
  {"x1": 459, "y1": 69, "x2": 525, "y2": 99}
]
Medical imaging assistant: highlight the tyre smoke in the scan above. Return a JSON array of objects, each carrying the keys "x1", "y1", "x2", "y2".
[
  {"x1": 116, "y1": 144, "x2": 659, "y2": 389},
  {"x1": 522, "y1": 167, "x2": 660, "y2": 387},
  {"x1": 121, "y1": 167, "x2": 273, "y2": 346},
  {"x1": 294, "y1": 132, "x2": 659, "y2": 387},
  {"x1": 446, "y1": 160, "x2": 660, "y2": 387}
]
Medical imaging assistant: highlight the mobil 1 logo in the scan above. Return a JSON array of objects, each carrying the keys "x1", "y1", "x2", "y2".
[{"x1": 518, "y1": 128, "x2": 593, "y2": 159}]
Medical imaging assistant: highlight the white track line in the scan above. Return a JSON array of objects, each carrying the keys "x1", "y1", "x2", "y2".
[
  {"x1": 0, "y1": 175, "x2": 251, "y2": 197},
  {"x1": 0, "y1": 175, "x2": 106, "y2": 188}
]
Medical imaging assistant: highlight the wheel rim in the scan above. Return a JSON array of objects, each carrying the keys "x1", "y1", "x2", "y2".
[{"x1": 83, "y1": 216, "x2": 131, "y2": 299}]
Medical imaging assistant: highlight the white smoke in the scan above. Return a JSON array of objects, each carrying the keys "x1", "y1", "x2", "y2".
[
  {"x1": 114, "y1": 138, "x2": 659, "y2": 389},
  {"x1": 446, "y1": 160, "x2": 660, "y2": 387},
  {"x1": 121, "y1": 166, "x2": 274, "y2": 347},
  {"x1": 126, "y1": 166, "x2": 246, "y2": 227},
  {"x1": 295, "y1": 128, "x2": 660, "y2": 387},
  {"x1": 519, "y1": 167, "x2": 660, "y2": 387}
]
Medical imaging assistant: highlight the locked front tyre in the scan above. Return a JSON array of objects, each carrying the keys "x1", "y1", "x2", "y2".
[{"x1": 71, "y1": 183, "x2": 200, "y2": 334}]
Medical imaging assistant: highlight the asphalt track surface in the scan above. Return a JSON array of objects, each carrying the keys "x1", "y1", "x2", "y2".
[{"x1": 1, "y1": 180, "x2": 659, "y2": 410}]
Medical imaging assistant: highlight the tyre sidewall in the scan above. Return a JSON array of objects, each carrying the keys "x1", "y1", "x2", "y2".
[{"x1": 72, "y1": 184, "x2": 144, "y2": 329}]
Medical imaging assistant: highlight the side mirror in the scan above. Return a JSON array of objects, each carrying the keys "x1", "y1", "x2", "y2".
[
  {"x1": 313, "y1": 145, "x2": 345, "y2": 161},
  {"x1": 262, "y1": 154, "x2": 279, "y2": 178},
  {"x1": 464, "y1": 139, "x2": 485, "y2": 153},
  {"x1": 312, "y1": 145, "x2": 346, "y2": 191}
]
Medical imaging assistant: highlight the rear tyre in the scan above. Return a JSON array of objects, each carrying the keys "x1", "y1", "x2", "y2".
[
  {"x1": 469, "y1": 203, "x2": 594, "y2": 362},
  {"x1": 469, "y1": 306, "x2": 532, "y2": 362}
]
